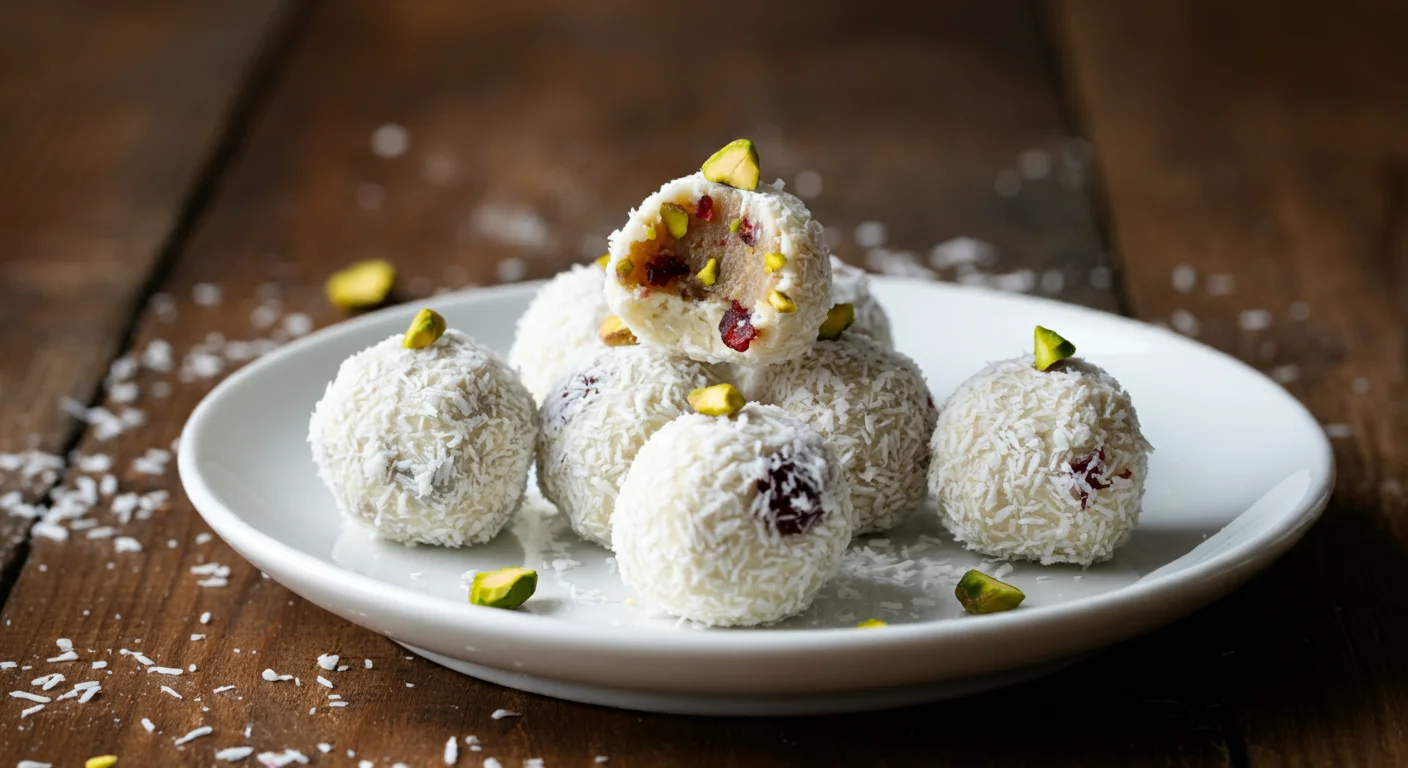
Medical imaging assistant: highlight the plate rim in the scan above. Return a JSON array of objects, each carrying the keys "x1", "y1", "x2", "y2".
[{"x1": 178, "y1": 278, "x2": 1335, "y2": 659}]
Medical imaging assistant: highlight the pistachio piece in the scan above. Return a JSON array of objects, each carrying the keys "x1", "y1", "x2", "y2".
[
  {"x1": 598, "y1": 315, "x2": 638, "y2": 347},
  {"x1": 326, "y1": 259, "x2": 395, "y2": 310},
  {"x1": 728, "y1": 218, "x2": 743, "y2": 233},
  {"x1": 85, "y1": 757, "x2": 119, "y2": 768},
  {"x1": 688, "y1": 383, "x2": 745, "y2": 416},
  {"x1": 855, "y1": 618, "x2": 888, "y2": 629},
  {"x1": 615, "y1": 257, "x2": 634, "y2": 281},
  {"x1": 817, "y1": 303, "x2": 856, "y2": 340},
  {"x1": 696, "y1": 258, "x2": 719, "y2": 287},
  {"x1": 595, "y1": 253, "x2": 611, "y2": 268},
  {"x1": 402, "y1": 308, "x2": 447, "y2": 349},
  {"x1": 661, "y1": 202, "x2": 689, "y2": 239},
  {"x1": 470, "y1": 567, "x2": 538, "y2": 609},
  {"x1": 701, "y1": 139, "x2": 761, "y2": 191},
  {"x1": 763, "y1": 252, "x2": 786, "y2": 273},
  {"x1": 768, "y1": 290, "x2": 798, "y2": 313},
  {"x1": 954, "y1": 569, "x2": 1026, "y2": 614},
  {"x1": 1033, "y1": 326, "x2": 1077, "y2": 371},
  {"x1": 644, "y1": 225, "x2": 657, "y2": 241}
]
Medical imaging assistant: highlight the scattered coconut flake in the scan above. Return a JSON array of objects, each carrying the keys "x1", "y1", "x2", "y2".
[
  {"x1": 496, "y1": 257, "x2": 528, "y2": 284},
  {"x1": 193, "y1": 283, "x2": 224, "y2": 306},
  {"x1": 92, "y1": 661, "x2": 107, "y2": 670},
  {"x1": 114, "y1": 537, "x2": 142, "y2": 553},
  {"x1": 142, "y1": 718, "x2": 156, "y2": 733},
  {"x1": 78, "y1": 685, "x2": 102, "y2": 703},
  {"x1": 160, "y1": 686, "x2": 182, "y2": 699},
  {"x1": 317, "y1": 744, "x2": 332, "y2": 754},
  {"x1": 993, "y1": 563, "x2": 1015, "y2": 580},
  {"x1": 261, "y1": 669, "x2": 293, "y2": 682},
  {"x1": 214, "y1": 685, "x2": 236, "y2": 693},
  {"x1": 191, "y1": 634, "x2": 206, "y2": 642},
  {"x1": 444, "y1": 737, "x2": 459, "y2": 765},
  {"x1": 317, "y1": 654, "x2": 339, "y2": 671},
  {"x1": 20, "y1": 703, "x2": 44, "y2": 717},
  {"x1": 32, "y1": 673, "x2": 64, "y2": 690},
  {"x1": 853, "y1": 221, "x2": 887, "y2": 248},
  {"x1": 364, "y1": 659, "x2": 373, "y2": 669},
  {"x1": 256, "y1": 749, "x2": 310, "y2": 766},
  {"x1": 148, "y1": 667, "x2": 183, "y2": 676},
  {"x1": 32, "y1": 522, "x2": 69, "y2": 542},
  {"x1": 1323, "y1": 423, "x2": 1353, "y2": 439},
  {"x1": 595, "y1": 757, "x2": 610, "y2": 764},
  {"x1": 483, "y1": 760, "x2": 503, "y2": 768},
  {"x1": 316, "y1": 676, "x2": 333, "y2": 689},
  {"x1": 216, "y1": 746, "x2": 255, "y2": 762},
  {"x1": 490, "y1": 709, "x2": 519, "y2": 720},
  {"x1": 1170, "y1": 309, "x2": 1200, "y2": 337},
  {"x1": 371, "y1": 124, "x2": 409, "y2": 158},
  {"x1": 993, "y1": 170, "x2": 1021, "y2": 196},
  {"x1": 1172, "y1": 265, "x2": 1196, "y2": 292},
  {"x1": 200, "y1": 612, "x2": 212, "y2": 625},
  {"x1": 174, "y1": 725, "x2": 213, "y2": 746},
  {"x1": 18, "y1": 761, "x2": 52, "y2": 768},
  {"x1": 1239, "y1": 309, "x2": 1272, "y2": 331},
  {"x1": 46, "y1": 651, "x2": 78, "y2": 663},
  {"x1": 329, "y1": 701, "x2": 349, "y2": 708},
  {"x1": 12, "y1": 690, "x2": 52, "y2": 703}
]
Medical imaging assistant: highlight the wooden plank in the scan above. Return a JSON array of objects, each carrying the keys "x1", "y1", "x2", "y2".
[
  {"x1": 0, "y1": 0, "x2": 291, "y2": 575},
  {"x1": 1052, "y1": 1, "x2": 1408, "y2": 765},
  {"x1": 1, "y1": 1, "x2": 1228, "y2": 765}
]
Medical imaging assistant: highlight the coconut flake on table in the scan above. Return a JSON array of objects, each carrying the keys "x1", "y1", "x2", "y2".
[
  {"x1": 174, "y1": 725, "x2": 213, "y2": 746},
  {"x1": 256, "y1": 749, "x2": 310, "y2": 766},
  {"x1": 490, "y1": 709, "x2": 520, "y2": 720},
  {"x1": 316, "y1": 653, "x2": 339, "y2": 671},
  {"x1": 444, "y1": 737, "x2": 459, "y2": 765},
  {"x1": 215, "y1": 746, "x2": 255, "y2": 762},
  {"x1": 261, "y1": 669, "x2": 293, "y2": 682}
]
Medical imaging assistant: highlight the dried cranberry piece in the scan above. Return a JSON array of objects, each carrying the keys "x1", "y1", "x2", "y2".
[
  {"x1": 1070, "y1": 448, "x2": 1116, "y2": 509},
  {"x1": 696, "y1": 195, "x2": 715, "y2": 222},
  {"x1": 755, "y1": 451, "x2": 825, "y2": 536},
  {"x1": 736, "y1": 217, "x2": 757, "y2": 245},
  {"x1": 644, "y1": 254, "x2": 690, "y2": 287},
  {"x1": 719, "y1": 300, "x2": 758, "y2": 352}
]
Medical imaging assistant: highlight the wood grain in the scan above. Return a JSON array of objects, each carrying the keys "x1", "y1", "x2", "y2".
[
  {"x1": 1053, "y1": 1, "x2": 1408, "y2": 766},
  {"x1": 0, "y1": 0, "x2": 1248, "y2": 765},
  {"x1": 0, "y1": 0, "x2": 291, "y2": 576}
]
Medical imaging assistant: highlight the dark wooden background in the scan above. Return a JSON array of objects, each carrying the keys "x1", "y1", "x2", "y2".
[{"x1": 1, "y1": 0, "x2": 1404, "y2": 765}]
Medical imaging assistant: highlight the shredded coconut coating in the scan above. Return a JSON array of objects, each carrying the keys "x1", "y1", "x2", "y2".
[
  {"x1": 829, "y1": 256, "x2": 894, "y2": 349},
  {"x1": 508, "y1": 264, "x2": 612, "y2": 403},
  {"x1": 614, "y1": 404, "x2": 855, "y2": 626},
  {"x1": 309, "y1": 330, "x2": 537, "y2": 546},
  {"x1": 604, "y1": 174, "x2": 831, "y2": 365},
  {"x1": 928, "y1": 357, "x2": 1152, "y2": 565},
  {"x1": 760, "y1": 335, "x2": 936, "y2": 534},
  {"x1": 536, "y1": 345, "x2": 717, "y2": 548}
]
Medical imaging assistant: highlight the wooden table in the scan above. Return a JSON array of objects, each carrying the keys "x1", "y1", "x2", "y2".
[{"x1": 1, "y1": 0, "x2": 1403, "y2": 765}]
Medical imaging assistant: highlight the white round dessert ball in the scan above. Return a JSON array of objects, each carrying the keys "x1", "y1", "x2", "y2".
[
  {"x1": 613, "y1": 403, "x2": 855, "y2": 627},
  {"x1": 929, "y1": 357, "x2": 1152, "y2": 565},
  {"x1": 760, "y1": 334, "x2": 936, "y2": 534},
  {"x1": 508, "y1": 263, "x2": 611, "y2": 403},
  {"x1": 604, "y1": 174, "x2": 831, "y2": 365},
  {"x1": 829, "y1": 256, "x2": 894, "y2": 349},
  {"x1": 309, "y1": 329, "x2": 537, "y2": 547},
  {"x1": 536, "y1": 345, "x2": 717, "y2": 548}
]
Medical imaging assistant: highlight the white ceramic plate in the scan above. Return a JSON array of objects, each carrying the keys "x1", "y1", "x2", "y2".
[{"x1": 180, "y1": 278, "x2": 1333, "y2": 715}]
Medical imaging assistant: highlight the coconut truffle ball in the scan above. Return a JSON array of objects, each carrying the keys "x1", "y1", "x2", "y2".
[
  {"x1": 508, "y1": 263, "x2": 611, "y2": 403},
  {"x1": 614, "y1": 403, "x2": 855, "y2": 627},
  {"x1": 604, "y1": 174, "x2": 831, "y2": 365},
  {"x1": 829, "y1": 256, "x2": 894, "y2": 349},
  {"x1": 309, "y1": 329, "x2": 537, "y2": 547},
  {"x1": 760, "y1": 334, "x2": 936, "y2": 534},
  {"x1": 536, "y1": 345, "x2": 717, "y2": 548},
  {"x1": 929, "y1": 357, "x2": 1151, "y2": 565}
]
